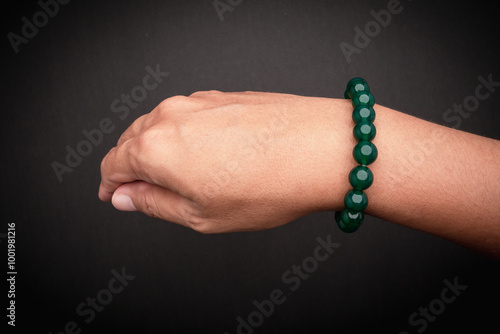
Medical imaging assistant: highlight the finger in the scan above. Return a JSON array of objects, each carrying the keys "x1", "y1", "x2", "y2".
[
  {"x1": 98, "y1": 139, "x2": 138, "y2": 202},
  {"x1": 111, "y1": 181, "x2": 199, "y2": 229},
  {"x1": 117, "y1": 114, "x2": 149, "y2": 146},
  {"x1": 99, "y1": 126, "x2": 182, "y2": 202}
]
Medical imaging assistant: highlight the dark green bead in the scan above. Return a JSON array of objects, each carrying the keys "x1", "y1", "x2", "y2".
[
  {"x1": 344, "y1": 77, "x2": 366, "y2": 99},
  {"x1": 353, "y1": 141, "x2": 378, "y2": 165},
  {"x1": 344, "y1": 189, "x2": 368, "y2": 211},
  {"x1": 353, "y1": 120, "x2": 376, "y2": 141},
  {"x1": 349, "y1": 165, "x2": 374, "y2": 190},
  {"x1": 346, "y1": 77, "x2": 366, "y2": 91},
  {"x1": 347, "y1": 81, "x2": 370, "y2": 99},
  {"x1": 352, "y1": 91, "x2": 375, "y2": 108},
  {"x1": 335, "y1": 209, "x2": 364, "y2": 233},
  {"x1": 352, "y1": 106, "x2": 376, "y2": 123}
]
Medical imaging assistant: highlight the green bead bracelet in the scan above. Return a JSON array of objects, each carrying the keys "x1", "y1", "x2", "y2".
[{"x1": 336, "y1": 77, "x2": 378, "y2": 233}]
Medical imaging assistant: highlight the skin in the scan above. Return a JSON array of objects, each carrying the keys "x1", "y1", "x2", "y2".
[{"x1": 98, "y1": 91, "x2": 500, "y2": 259}]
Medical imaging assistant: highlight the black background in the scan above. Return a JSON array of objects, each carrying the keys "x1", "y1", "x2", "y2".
[{"x1": 2, "y1": 0, "x2": 500, "y2": 333}]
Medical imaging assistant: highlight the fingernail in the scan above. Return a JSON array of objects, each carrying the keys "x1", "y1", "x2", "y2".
[{"x1": 112, "y1": 194, "x2": 137, "y2": 211}]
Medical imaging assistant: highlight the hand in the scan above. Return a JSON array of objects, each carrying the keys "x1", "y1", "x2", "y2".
[{"x1": 98, "y1": 91, "x2": 353, "y2": 233}]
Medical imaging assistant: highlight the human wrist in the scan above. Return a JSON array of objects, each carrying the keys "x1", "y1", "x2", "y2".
[{"x1": 299, "y1": 97, "x2": 355, "y2": 213}]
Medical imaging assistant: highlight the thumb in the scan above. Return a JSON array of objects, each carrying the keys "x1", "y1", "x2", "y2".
[
  {"x1": 111, "y1": 186, "x2": 138, "y2": 211},
  {"x1": 111, "y1": 181, "x2": 194, "y2": 226}
]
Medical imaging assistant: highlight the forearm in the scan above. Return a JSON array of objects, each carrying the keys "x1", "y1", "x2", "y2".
[{"x1": 325, "y1": 100, "x2": 500, "y2": 257}]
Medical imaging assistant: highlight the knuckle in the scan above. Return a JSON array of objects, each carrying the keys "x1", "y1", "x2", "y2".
[
  {"x1": 158, "y1": 95, "x2": 190, "y2": 112},
  {"x1": 131, "y1": 129, "x2": 165, "y2": 171},
  {"x1": 142, "y1": 193, "x2": 161, "y2": 219},
  {"x1": 189, "y1": 90, "x2": 222, "y2": 97},
  {"x1": 135, "y1": 182, "x2": 162, "y2": 219},
  {"x1": 100, "y1": 147, "x2": 115, "y2": 174},
  {"x1": 134, "y1": 127, "x2": 170, "y2": 154},
  {"x1": 134, "y1": 131, "x2": 156, "y2": 153},
  {"x1": 188, "y1": 91, "x2": 205, "y2": 97}
]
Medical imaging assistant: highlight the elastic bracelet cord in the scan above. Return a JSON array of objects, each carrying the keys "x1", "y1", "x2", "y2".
[{"x1": 335, "y1": 77, "x2": 378, "y2": 233}]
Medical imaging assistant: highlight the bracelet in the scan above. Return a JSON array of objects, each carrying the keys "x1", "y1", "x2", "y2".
[{"x1": 335, "y1": 77, "x2": 378, "y2": 233}]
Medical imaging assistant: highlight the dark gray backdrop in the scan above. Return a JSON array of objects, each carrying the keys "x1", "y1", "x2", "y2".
[{"x1": 2, "y1": 0, "x2": 499, "y2": 333}]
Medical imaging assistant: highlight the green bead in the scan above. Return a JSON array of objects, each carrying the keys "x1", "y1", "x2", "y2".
[
  {"x1": 353, "y1": 120, "x2": 376, "y2": 141},
  {"x1": 352, "y1": 106, "x2": 376, "y2": 123},
  {"x1": 347, "y1": 81, "x2": 370, "y2": 99},
  {"x1": 346, "y1": 77, "x2": 366, "y2": 91},
  {"x1": 344, "y1": 77, "x2": 366, "y2": 99},
  {"x1": 353, "y1": 141, "x2": 378, "y2": 165},
  {"x1": 344, "y1": 189, "x2": 368, "y2": 212},
  {"x1": 349, "y1": 165, "x2": 374, "y2": 190},
  {"x1": 335, "y1": 209, "x2": 364, "y2": 233},
  {"x1": 352, "y1": 91, "x2": 375, "y2": 108}
]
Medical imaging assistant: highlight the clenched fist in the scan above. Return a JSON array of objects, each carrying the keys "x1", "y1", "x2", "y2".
[{"x1": 98, "y1": 91, "x2": 354, "y2": 233}]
